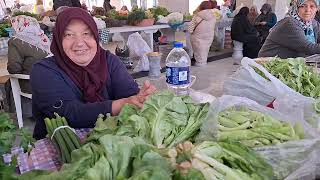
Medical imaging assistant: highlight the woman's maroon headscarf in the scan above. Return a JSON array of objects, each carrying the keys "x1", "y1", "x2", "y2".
[{"x1": 51, "y1": 7, "x2": 107, "y2": 103}]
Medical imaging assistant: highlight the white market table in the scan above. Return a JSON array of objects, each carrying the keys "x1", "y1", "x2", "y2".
[{"x1": 107, "y1": 24, "x2": 172, "y2": 51}]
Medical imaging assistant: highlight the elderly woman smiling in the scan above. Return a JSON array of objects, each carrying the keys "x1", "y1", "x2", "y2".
[
  {"x1": 259, "y1": 0, "x2": 320, "y2": 58},
  {"x1": 31, "y1": 7, "x2": 156, "y2": 140}
]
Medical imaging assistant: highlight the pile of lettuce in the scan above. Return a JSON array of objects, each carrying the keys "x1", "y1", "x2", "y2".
[
  {"x1": 88, "y1": 91, "x2": 209, "y2": 148},
  {"x1": 18, "y1": 136, "x2": 274, "y2": 180},
  {"x1": 173, "y1": 141, "x2": 274, "y2": 180},
  {"x1": 18, "y1": 135, "x2": 173, "y2": 180}
]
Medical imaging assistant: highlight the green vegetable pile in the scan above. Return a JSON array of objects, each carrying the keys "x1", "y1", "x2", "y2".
[
  {"x1": 0, "y1": 23, "x2": 11, "y2": 37},
  {"x1": 8, "y1": 92, "x2": 280, "y2": 180},
  {"x1": 107, "y1": 9, "x2": 128, "y2": 20},
  {"x1": 88, "y1": 91, "x2": 209, "y2": 148},
  {"x1": 149, "y1": 6, "x2": 170, "y2": 19},
  {"x1": 202, "y1": 107, "x2": 304, "y2": 147},
  {"x1": 18, "y1": 135, "x2": 173, "y2": 180},
  {"x1": 255, "y1": 57, "x2": 320, "y2": 98},
  {"x1": 12, "y1": 11, "x2": 42, "y2": 21},
  {"x1": 44, "y1": 113, "x2": 82, "y2": 163},
  {"x1": 0, "y1": 112, "x2": 34, "y2": 180},
  {"x1": 18, "y1": 136, "x2": 274, "y2": 180},
  {"x1": 173, "y1": 141, "x2": 274, "y2": 180}
]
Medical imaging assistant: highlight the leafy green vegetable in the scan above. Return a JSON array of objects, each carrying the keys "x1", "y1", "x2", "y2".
[
  {"x1": 149, "y1": 6, "x2": 170, "y2": 19},
  {"x1": 0, "y1": 23, "x2": 11, "y2": 37},
  {"x1": 87, "y1": 91, "x2": 209, "y2": 148},
  {"x1": 174, "y1": 141, "x2": 274, "y2": 180},
  {"x1": 255, "y1": 57, "x2": 320, "y2": 98},
  {"x1": 129, "y1": 144, "x2": 173, "y2": 180},
  {"x1": 198, "y1": 107, "x2": 302, "y2": 147}
]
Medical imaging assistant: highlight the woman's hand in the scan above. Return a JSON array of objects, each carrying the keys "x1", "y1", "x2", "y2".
[
  {"x1": 126, "y1": 80, "x2": 157, "y2": 108},
  {"x1": 111, "y1": 80, "x2": 157, "y2": 115}
]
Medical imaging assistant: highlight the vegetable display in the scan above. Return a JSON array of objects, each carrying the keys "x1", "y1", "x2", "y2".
[
  {"x1": 44, "y1": 113, "x2": 81, "y2": 163},
  {"x1": 203, "y1": 107, "x2": 303, "y2": 147},
  {"x1": 173, "y1": 141, "x2": 274, "y2": 180},
  {"x1": 88, "y1": 91, "x2": 209, "y2": 148},
  {"x1": 0, "y1": 112, "x2": 34, "y2": 180},
  {"x1": 255, "y1": 57, "x2": 320, "y2": 98},
  {"x1": 0, "y1": 23, "x2": 11, "y2": 37}
]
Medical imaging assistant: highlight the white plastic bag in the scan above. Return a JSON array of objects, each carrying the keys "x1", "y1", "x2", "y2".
[
  {"x1": 197, "y1": 95, "x2": 320, "y2": 179},
  {"x1": 93, "y1": 17, "x2": 106, "y2": 30},
  {"x1": 127, "y1": 32, "x2": 151, "y2": 72},
  {"x1": 255, "y1": 139, "x2": 320, "y2": 180},
  {"x1": 189, "y1": 89, "x2": 216, "y2": 104},
  {"x1": 223, "y1": 57, "x2": 320, "y2": 131}
]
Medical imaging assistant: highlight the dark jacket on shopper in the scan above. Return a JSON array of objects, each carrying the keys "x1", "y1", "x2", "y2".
[
  {"x1": 255, "y1": 4, "x2": 277, "y2": 43},
  {"x1": 259, "y1": 17, "x2": 320, "y2": 58},
  {"x1": 31, "y1": 51, "x2": 139, "y2": 140},
  {"x1": 231, "y1": 7, "x2": 261, "y2": 58},
  {"x1": 53, "y1": 0, "x2": 81, "y2": 10},
  {"x1": 7, "y1": 38, "x2": 49, "y2": 93}
]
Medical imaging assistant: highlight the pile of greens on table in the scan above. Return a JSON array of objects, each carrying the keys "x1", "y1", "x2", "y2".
[
  {"x1": 18, "y1": 135, "x2": 274, "y2": 180},
  {"x1": 12, "y1": 91, "x2": 274, "y2": 179},
  {"x1": 88, "y1": 91, "x2": 210, "y2": 148},
  {"x1": 0, "y1": 112, "x2": 34, "y2": 180},
  {"x1": 255, "y1": 57, "x2": 320, "y2": 98}
]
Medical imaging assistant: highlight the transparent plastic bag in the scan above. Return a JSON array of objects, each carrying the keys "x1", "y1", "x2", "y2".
[
  {"x1": 255, "y1": 139, "x2": 320, "y2": 180},
  {"x1": 127, "y1": 32, "x2": 151, "y2": 72},
  {"x1": 224, "y1": 57, "x2": 320, "y2": 132},
  {"x1": 197, "y1": 95, "x2": 320, "y2": 179}
]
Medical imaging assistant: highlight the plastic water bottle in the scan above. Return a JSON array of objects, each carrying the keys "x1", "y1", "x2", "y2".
[{"x1": 166, "y1": 42, "x2": 191, "y2": 95}]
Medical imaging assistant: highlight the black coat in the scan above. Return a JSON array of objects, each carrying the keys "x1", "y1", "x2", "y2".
[
  {"x1": 53, "y1": 0, "x2": 80, "y2": 10},
  {"x1": 231, "y1": 15, "x2": 261, "y2": 58}
]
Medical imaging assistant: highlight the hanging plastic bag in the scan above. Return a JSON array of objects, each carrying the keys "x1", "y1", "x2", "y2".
[
  {"x1": 196, "y1": 95, "x2": 320, "y2": 179},
  {"x1": 127, "y1": 32, "x2": 151, "y2": 72}
]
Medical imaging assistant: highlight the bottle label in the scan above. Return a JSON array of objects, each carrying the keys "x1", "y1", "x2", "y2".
[{"x1": 166, "y1": 66, "x2": 190, "y2": 85}]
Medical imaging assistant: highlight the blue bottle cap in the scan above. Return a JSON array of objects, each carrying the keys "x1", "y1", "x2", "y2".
[{"x1": 173, "y1": 42, "x2": 183, "y2": 48}]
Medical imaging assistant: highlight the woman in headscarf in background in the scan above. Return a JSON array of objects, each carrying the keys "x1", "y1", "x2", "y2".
[
  {"x1": 231, "y1": 7, "x2": 261, "y2": 58},
  {"x1": 255, "y1": 3, "x2": 277, "y2": 43},
  {"x1": 31, "y1": 7, "x2": 156, "y2": 139},
  {"x1": 248, "y1": 5, "x2": 258, "y2": 25},
  {"x1": 259, "y1": 0, "x2": 320, "y2": 58},
  {"x1": 5, "y1": 15, "x2": 51, "y2": 119}
]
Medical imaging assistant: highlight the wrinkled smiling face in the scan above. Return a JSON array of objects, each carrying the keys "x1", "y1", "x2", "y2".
[
  {"x1": 62, "y1": 19, "x2": 97, "y2": 66},
  {"x1": 298, "y1": 0, "x2": 317, "y2": 22}
]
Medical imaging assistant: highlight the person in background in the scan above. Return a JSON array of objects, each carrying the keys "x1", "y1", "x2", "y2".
[
  {"x1": 53, "y1": 0, "x2": 80, "y2": 11},
  {"x1": 34, "y1": 0, "x2": 45, "y2": 15},
  {"x1": 81, "y1": 0, "x2": 88, "y2": 11},
  {"x1": 103, "y1": 0, "x2": 113, "y2": 14},
  {"x1": 188, "y1": 0, "x2": 217, "y2": 66},
  {"x1": 259, "y1": 0, "x2": 320, "y2": 58},
  {"x1": 254, "y1": 3, "x2": 277, "y2": 43},
  {"x1": 5, "y1": 15, "x2": 51, "y2": 119},
  {"x1": 119, "y1": 5, "x2": 129, "y2": 16},
  {"x1": 31, "y1": 7, "x2": 156, "y2": 140},
  {"x1": 231, "y1": 7, "x2": 261, "y2": 58},
  {"x1": 248, "y1": 5, "x2": 258, "y2": 25}
]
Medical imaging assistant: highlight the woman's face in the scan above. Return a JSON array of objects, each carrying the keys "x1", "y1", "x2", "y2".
[
  {"x1": 62, "y1": 19, "x2": 97, "y2": 66},
  {"x1": 298, "y1": 0, "x2": 317, "y2": 22},
  {"x1": 250, "y1": 7, "x2": 256, "y2": 14}
]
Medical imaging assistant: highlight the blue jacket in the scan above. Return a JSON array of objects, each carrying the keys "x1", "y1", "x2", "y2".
[{"x1": 31, "y1": 51, "x2": 139, "y2": 139}]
